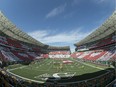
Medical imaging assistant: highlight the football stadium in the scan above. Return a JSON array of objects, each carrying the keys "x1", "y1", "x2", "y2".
[{"x1": 0, "y1": 1, "x2": 116, "y2": 87}]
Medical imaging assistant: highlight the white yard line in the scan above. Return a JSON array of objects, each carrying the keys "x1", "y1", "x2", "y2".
[
  {"x1": 7, "y1": 70, "x2": 44, "y2": 83},
  {"x1": 40, "y1": 59, "x2": 51, "y2": 66},
  {"x1": 72, "y1": 59, "x2": 104, "y2": 70},
  {"x1": 47, "y1": 59, "x2": 54, "y2": 71},
  {"x1": 8, "y1": 66, "x2": 27, "y2": 71},
  {"x1": 31, "y1": 61, "x2": 53, "y2": 72}
]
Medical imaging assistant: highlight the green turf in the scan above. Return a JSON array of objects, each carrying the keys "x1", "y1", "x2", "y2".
[
  {"x1": 6, "y1": 58, "x2": 109, "y2": 83},
  {"x1": 7, "y1": 64, "x2": 24, "y2": 69}
]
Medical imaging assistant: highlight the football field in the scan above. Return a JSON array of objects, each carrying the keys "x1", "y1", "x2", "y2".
[{"x1": 6, "y1": 58, "x2": 109, "y2": 83}]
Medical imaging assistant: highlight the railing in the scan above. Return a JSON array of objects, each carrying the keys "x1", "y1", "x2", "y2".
[{"x1": 105, "y1": 79, "x2": 116, "y2": 87}]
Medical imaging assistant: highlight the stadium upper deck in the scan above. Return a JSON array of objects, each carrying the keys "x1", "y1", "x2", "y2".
[{"x1": 74, "y1": 11, "x2": 116, "y2": 47}]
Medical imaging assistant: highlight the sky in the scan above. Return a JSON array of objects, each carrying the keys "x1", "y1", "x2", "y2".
[{"x1": 0, "y1": 0, "x2": 115, "y2": 52}]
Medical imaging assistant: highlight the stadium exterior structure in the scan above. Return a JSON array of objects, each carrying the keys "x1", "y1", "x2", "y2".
[{"x1": 0, "y1": 10, "x2": 115, "y2": 87}]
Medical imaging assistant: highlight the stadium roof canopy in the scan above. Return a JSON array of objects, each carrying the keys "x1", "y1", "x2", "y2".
[
  {"x1": 0, "y1": 11, "x2": 45, "y2": 47},
  {"x1": 0, "y1": 11, "x2": 70, "y2": 50},
  {"x1": 74, "y1": 11, "x2": 116, "y2": 46}
]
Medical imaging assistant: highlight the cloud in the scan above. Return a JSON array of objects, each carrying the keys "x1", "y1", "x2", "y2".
[
  {"x1": 46, "y1": 4, "x2": 66, "y2": 18},
  {"x1": 28, "y1": 30, "x2": 48, "y2": 39},
  {"x1": 28, "y1": 28, "x2": 90, "y2": 44},
  {"x1": 28, "y1": 27, "x2": 94, "y2": 52},
  {"x1": 28, "y1": 27, "x2": 100, "y2": 52}
]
